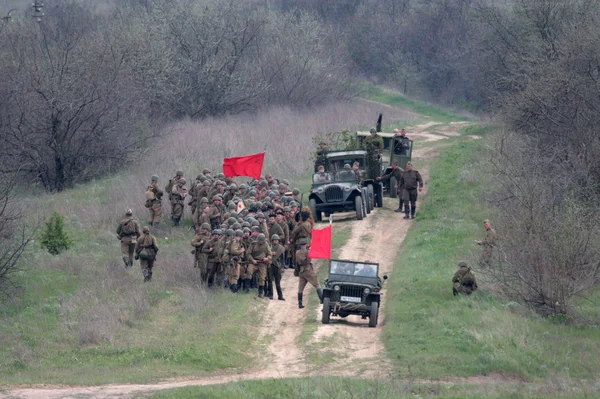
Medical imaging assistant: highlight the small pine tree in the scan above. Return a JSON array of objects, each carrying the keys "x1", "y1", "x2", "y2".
[{"x1": 40, "y1": 212, "x2": 73, "y2": 255}]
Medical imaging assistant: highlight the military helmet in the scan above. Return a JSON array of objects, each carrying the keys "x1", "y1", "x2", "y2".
[
  {"x1": 176, "y1": 169, "x2": 184, "y2": 176},
  {"x1": 178, "y1": 178, "x2": 186, "y2": 185},
  {"x1": 228, "y1": 203, "x2": 236, "y2": 210},
  {"x1": 226, "y1": 229, "x2": 235, "y2": 236},
  {"x1": 239, "y1": 184, "x2": 248, "y2": 190},
  {"x1": 260, "y1": 180, "x2": 268, "y2": 187},
  {"x1": 370, "y1": 128, "x2": 377, "y2": 133},
  {"x1": 283, "y1": 206, "x2": 291, "y2": 212},
  {"x1": 251, "y1": 226, "x2": 259, "y2": 233},
  {"x1": 196, "y1": 174, "x2": 203, "y2": 180},
  {"x1": 257, "y1": 233, "x2": 266, "y2": 242},
  {"x1": 281, "y1": 196, "x2": 290, "y2": 203},
  {"x1": 216, "y1": 180, "x2": 225, "y2": 186},
  {"x1": 249, "y1": 189, "x2": 256, "y2": 196},
  {"x1": 243, "y1": 227, "x2": 251, "y2": 233},
  {"x1": 216, "y1": 173, "x2": 225, "y2": 179},
  {"x1": 126, "y1": 208, "x2": 133, "y2": 215},
  {"x1": 151, "y1": 175, "x2": 159, "y2": 181},
  {"x1": 256, "y1": 212, "x2": 265, "y2": 219},
  {"x1": 200, "y1": 197, "x2": 209, "y2": 203},
  {"x1": 199, "y1": 175, "x2": 206, "y2": 182},
  {"x1": 212, "y1": 229, "x2": 220, "y2": 235},
  {"x1": 281, "y1": 179, "x2": 289, "y2": 185},
  {"x1": 228, "y1": 217, "x2": 237, "y2": 225},
  {"x1": 292, "y1": 188, "x2": 300, "y2": 195},
  {"x1": 344, "y1": 164, "x2": 351, "y2": 170},
  {"x1": 212, "y1": 195, "x2": 221, "y2": 201},
  {"x1": 298, "y1": 238, "x2": 308, "y2": 245},
  {"x1": 255, "y1": 201, "x2": 263, "y2": 209},
  {"x1": 202, "y1": 168, "x2": 210, "y2": 174},
  {"x1": 290, "y1": 201, "x2": 298, "y2": 207},
  {"x1": 458, "y1": 261, "x2": 468, "y2": 267},
  {"x1": 278, "y1": 183, "x2": 285, "y2": 189},
  {"x1": 200, "y1": 223, "x2": 210, "y2": 230},
  {"x1": 142, "y1": 226, "x2": 150, "y2": 234},
  {"x1": 271, "y1": 234, "x2": 280, "y2": 241},
  {"x1": 251, "y1": 220, "x2": 260, "y2": 227},
  {"x1": 233, "y1": 222, "x2": 241, "y2": 230},
  {"x1": 242, "y1": 221, "x2": 250, "y2": 228},
  {"x1": 203, "y1": 180, "x2": 211, "y2": 186},
  {"x1": 229, "y1": 183, "x2": 237, "y2": 190},
  {"x1": 268, "y1": 191, "x2": 277, "y2": 198},
  {"x1": 235, "y1": 230, "x2": 244, "y2": 237}
]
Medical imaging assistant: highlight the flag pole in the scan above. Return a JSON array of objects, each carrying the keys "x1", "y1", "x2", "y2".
[{"x1": 329, "y1": 214, "x2": 333, "y2": 259}]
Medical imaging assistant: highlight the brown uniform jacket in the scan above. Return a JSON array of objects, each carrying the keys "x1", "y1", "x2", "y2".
[
  {"x1": 381, "y1": 167, "x2": 404, "y2": 184},
  {"x1": 278, "y1": 220, "x2": 290, "y2": 244},
  {"x1": 247, "y1": 241, "x2": 272, "y2": 264},
  {"x1": 271, "y1": 243, "x2": 286, "y2": 269},
  {"x1": 203, "y1": 236, "x2": 221, "y2": 262},
  {"x1": 295, "y1": 247, "x2": 311, "y2": 272},
  {"x1": 290, "y1": 221, "x2": 312, "y2": 245},
  {"x1": 452, "y1": 266, "x2": 477, "y2": 288},
  {"x1": 482, "y1": 228, "x2": 496, "y2": 248},
  {"x1": 117, "y1": 217, "x2": 141, "y2": 239},
  {"x1": 268, "y1": 222, "x2": 284, "y2": 242},
  {"x1": 399, "y1": 170, "x2": 424, "y2": 191},
  {"x1": 135, "y1": 233, "x2": 158, "y2": 254}
]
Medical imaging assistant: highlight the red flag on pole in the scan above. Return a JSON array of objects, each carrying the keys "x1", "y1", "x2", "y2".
[
  {"x1": 222, "y1": 152, "x2": 265, "y2": 179},
  {"x1": 309, "y1": 225, "x2": 332, "y2": 260}
]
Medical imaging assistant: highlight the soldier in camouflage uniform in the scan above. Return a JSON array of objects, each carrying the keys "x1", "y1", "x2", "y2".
[
  {"x1": 116, "y1": 209, "x2": 141, "y2": 268},
  {"x1": 135, "y1": 226, "x2": 159, "y2": 282},
  {"x1": 246, "y1": 233, "x2": 272, "y2": 298},
  {"x1": 475, "y1": 219, "x2": 496, "y2": 268},
  {"x1": 452, "y1": 261, "x2": 478, "y2": 296},
  {"x1": 295, "y1": 238, "x2": 323, "y2": 308},
  {"x1": 191, "y1": 223, "x2": 211, "y2": 282},
  {"x1": 145, "y1": 175, "x2": 164, "y2": 227}
]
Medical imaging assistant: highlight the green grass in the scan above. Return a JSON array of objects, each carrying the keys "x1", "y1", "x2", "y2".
[
  {"x1": 366, "y1": 86, "x2": 470, "y2": 124},
  {"x1": 150, "y1": 376, "x2": 598, "y2": 398},
  {"x1": 382, "y1": 139, "x2": 600, "y2": 382}
]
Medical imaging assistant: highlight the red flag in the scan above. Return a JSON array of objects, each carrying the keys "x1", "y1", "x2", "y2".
[
  {"x1": 309, "y1": 225, "x2": 332, "y2": 260},
  {"x1": 223, "y1": 152, "x2": 265, "y2": 179}
]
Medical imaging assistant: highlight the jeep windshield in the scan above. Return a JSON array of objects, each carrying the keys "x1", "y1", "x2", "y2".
[
  {"x1": 312, "y1": 172, "x2": 333, "y2": 184},
  {"x1": 329, "y1": 260, "x2": 378, "y2": 277},
  {"x1": 327, "y1": 159, "x2": 365, "y2": 183}
]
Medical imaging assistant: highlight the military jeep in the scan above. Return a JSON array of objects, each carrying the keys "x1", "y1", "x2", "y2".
[
  {"x1": 322, "y1": 259, "x2": 387, "y2": 327},
  {"x1": 309, "y1": 150, "x2": 383, "y2": 222}
]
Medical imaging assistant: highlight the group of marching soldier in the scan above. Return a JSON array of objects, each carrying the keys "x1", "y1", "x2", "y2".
[{"x1": 117, "y1": 169, "x2": 322, "y2": 308}]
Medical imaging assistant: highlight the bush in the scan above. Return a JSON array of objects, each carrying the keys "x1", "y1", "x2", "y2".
[{"x1": 40, "y1": 212, "x2": 73, "y2": 255}]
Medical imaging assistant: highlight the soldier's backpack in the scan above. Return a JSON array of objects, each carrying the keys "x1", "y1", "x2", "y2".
[
  {"x1": 145, "y1": 188, "x2": 156, "y2": 201},
  {"x1": 462, "y1": 268, "x2": 476, "y2": 286},
  {"x1": 122, "y1": 219, "x2": 136, "y2": 235},
  {"x1": 165, "y1": 179, "x2": 174, "y2": 198}
]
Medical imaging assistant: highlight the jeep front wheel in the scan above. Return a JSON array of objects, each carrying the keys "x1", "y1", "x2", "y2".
[
  {"x1": 355, "y1": 196, "x2": 364, "y2": 220},
  {"x1": 322, "y1": 297, "x2": 331, "y2": 324},
  {"x1": 367, "y1": 184, "x2": 375, "y2": 212},
  {"x1": 368, "y1": 301, "x2": 379, "y2": 327}
]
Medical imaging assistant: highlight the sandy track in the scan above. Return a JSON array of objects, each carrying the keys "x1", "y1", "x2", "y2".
[{"x1": 5, "y1": 123, "x2": 452, "y2": 399}]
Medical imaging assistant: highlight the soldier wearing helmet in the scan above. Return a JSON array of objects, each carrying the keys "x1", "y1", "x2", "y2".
[
  {"x1": 203, "y1": 229, "x2": 221, "y2": 286},
  {"x1": 165, "y1": 170, "x2": 184, "y2": 214},
  {"x1": 145, "y1": 175, "x2": 163, "y2": 228},
  {"x1": 193, "y1": 197, "x2": 211, "y2": 228},
  {"x1": 245, "y1": 233, "x2": 272, "y2": 298},
  {"x1": 116, "y1": 209, "x2": 141, "y2": 269},
  {"x1": 224, "y1": 229, "x2": 245, "y2": 294},
  {"x1": 135, "y1": 225, "x2": 159, "y2": 282},
  {"x1": 170, "y1": 177, "x2": 187, "y2": 227},
  {"x1": 452, "y1": 261, "x2": 478, "y2": 296},
  {"x1": 191, "y1": 223, "x2": 211, "y2": 281},
  {"x1": 268, "y1": 234, "x2": 286, "y2": 301}
]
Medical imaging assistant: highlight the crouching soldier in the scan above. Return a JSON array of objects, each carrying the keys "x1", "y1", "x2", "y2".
[
  {"x1": 116, "y1": 209, "x2": 141, "y2": 268},
  {"x1": 452, "y1": 261, "x2": 478, "y2": 296},
  {"x1": 246, "y1": 233, "x2": 272, "y2": 298},
  {"x1": 135, "y1": 226, "x2": 159, "y2": 282},
  {"x1": 295, "y1": 238, "x2": 322, "y2": 308},
  {"x1": 268, "y1": 234, "x2": 286, "y2": 301}
]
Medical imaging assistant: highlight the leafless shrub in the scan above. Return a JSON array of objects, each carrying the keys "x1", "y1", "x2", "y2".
[{"x1": 481, "y1": 130, "x2": 600, "y2": 317}]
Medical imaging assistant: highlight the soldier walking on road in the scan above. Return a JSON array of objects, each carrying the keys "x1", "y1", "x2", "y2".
[
  {"x1": 475, "y1": 219, "x2": 496, "y2": 268},
  {"x1": 269, "y1": 234, "x2": 286, "y2": 301},
  {"x1": 452, "y1": 261, "x2": 478, "y2": 296},
  {"x1": 295, "y1": 238, "x2": 323, "y2": 309},
  {"x1": 145, "y1": 175, "x2": 163, "y2": 228},
  {"x1": 377, "y1": 160, "x2": 404, "y2": 212},
  {"x1": 135, "y1": 226, "x2": 159, "y2": 282},
  {"x1": 116, "y1": 209, "x2": 141, "y2": 268},
  {"x1": 246, "y1": 233, "x2": 272, "y2": 299},
  {"x1": 226, "y1": 230, "x2": 245, "y2": 294},
  {"x1": 398, "y1": 162, "x2": 423, "y2": 219}
]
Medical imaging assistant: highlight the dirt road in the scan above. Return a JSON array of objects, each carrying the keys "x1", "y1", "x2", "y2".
[{"x1": 5, "y1": 123, "x2": 459, "y2": 399}]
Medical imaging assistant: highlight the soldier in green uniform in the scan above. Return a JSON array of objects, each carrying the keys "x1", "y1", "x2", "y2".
[
  {"x1": 135, "y1": 226, "x2": 159, "y2": 282},
  {"x1": 117, "y1": 209, "x2": 141, "y2": 268},
  {"x1": 452, "y1": 261, "x2": 478, "y2": 296},
  {"x1": 398, "y1": 162, "x2": 423, "y2": 219},
  {"x1": 269, "y1": 234, "x2": 286, "y2": 300},
  {"x1": 145, "y1": 175, "x2": 163, "y2": 227},
  {"x1": 377, "y1": 160, "x2": 405, "y2": 212},
  {"x1": 295, "y1": 238, "x2": 323, "y2": 308},
  {"x1": 226, "y1": 230, "x2": 245, "y2": 293},
  {"x1": 203, "y1": 229, "x2": 221, "y2": 287},
  {"x1": 475, "y1": 219, "x2": 496, "y2": 268},
  {"x1": 191, "y1": 223, "x2": 211, "y2": 282},
  {"x1": 246, "y1": 233, "x2": 272, "y2": 298}
]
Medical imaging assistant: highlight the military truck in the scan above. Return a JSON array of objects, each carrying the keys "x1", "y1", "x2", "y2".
[
  {"x1": 309, "y1": 150, "x2": 383, "y2": 221},
  {"x1": 355, "y1": 131, "x2": 413, "y2": 198},
  {"x1": 321, "y1": 259, "x2": 388, "y2": 327}
]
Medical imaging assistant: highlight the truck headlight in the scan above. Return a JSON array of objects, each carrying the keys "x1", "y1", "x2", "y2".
[
  {"x1": 334, "y1": 285, "x2": 340, "y2": 292},
  {"x1": 363, "y1": 288, "x2": 371, "y2": 295},
  {"x1": 317, "y1": 187, "x2": 324, "y2": 193},
  {"x1": 344, "y1": 186, "x2": 351, "y2": 191}
]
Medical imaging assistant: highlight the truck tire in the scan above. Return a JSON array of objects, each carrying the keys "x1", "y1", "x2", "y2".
[
  {"x1": 375, "y1": 183, "x2": 383, "y2": 208},
  {"x1": 390, "y1": 177, "x2": 397, "y2": 198},
  {"x1": 367, "y1": 185, "x2": 374, "y2": 212},
  {"x1": 369, "y1": 301, "x2": 379, "y2": 327},
  {"x1": 309, "y1": 198, "x2": 322, "y2": 222},
  {"x1": 322, "y1": 297, "x2": 331, "y2": 324},
  {"x1": 361, "y1": 188, "x2": 369, "y2": 216},
  {"x1": 355, "y1": 196, "x2": 364, "y2": 220}
]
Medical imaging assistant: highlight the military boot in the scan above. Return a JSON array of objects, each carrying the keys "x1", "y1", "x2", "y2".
[
  {"x1": 317, "y1": 288, "x2": 324, "y2": 304},
  {"x1": 147, "y1": 271, "x2": 152, "y2": 281},
  {"x1": 411, "y1": 205, "x2": 416, "y2": 219},
  {"x1": 298, "y1": 293, "x2": 305, "y2": 309},
  {"x1": 244, "y1": 279, "x2": 252, "y2": 293},
  {"x1": 154, "y1": 222, "x2": 160, "y2": 229},
  {"x1": 122, "y1": 256, "x2": 129, "y2": 268},
  {"x1": 258, "y1": 286, "x2": 265, "y2": 298},
  {"x1": 267, "y1": 281, "x2": 274, "y2": 300},
  {"x1": 148, "y1": 222, "x2": 153, "y2": 227},
  {"x1": 230, "y1": 284, "x2": 238, "y2": 294},
  {"x1": 276, "y1": 283, "x2": 285, "y2": 301},
  {"x1": 403, "y1": 210, "x2": 410, "y2": 219},
  {"x1": 207, "y1": 277, "x2": 214, "y2": 288}
]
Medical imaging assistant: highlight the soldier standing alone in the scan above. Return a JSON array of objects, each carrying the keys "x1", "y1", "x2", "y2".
[
  {"x1": 475, "y1": 219, "x2": 496, "y2": 268},
  {"x1": 145, "y1": 175, "x2": 163, "y2": 228},
  {"x1": 295, "y1": 238, "x2": 323, "y2": 309},
  {"x1": 116, "y1": 209, "x2": 141, "y2": 268},
  {"x1": 398, "y1": 162, "x2": 423, "y2": 219}
]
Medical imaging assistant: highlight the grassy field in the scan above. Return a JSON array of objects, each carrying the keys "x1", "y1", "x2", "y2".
[{"x1": 382, "y1": 138, "x2": 600, "y2": 383}]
